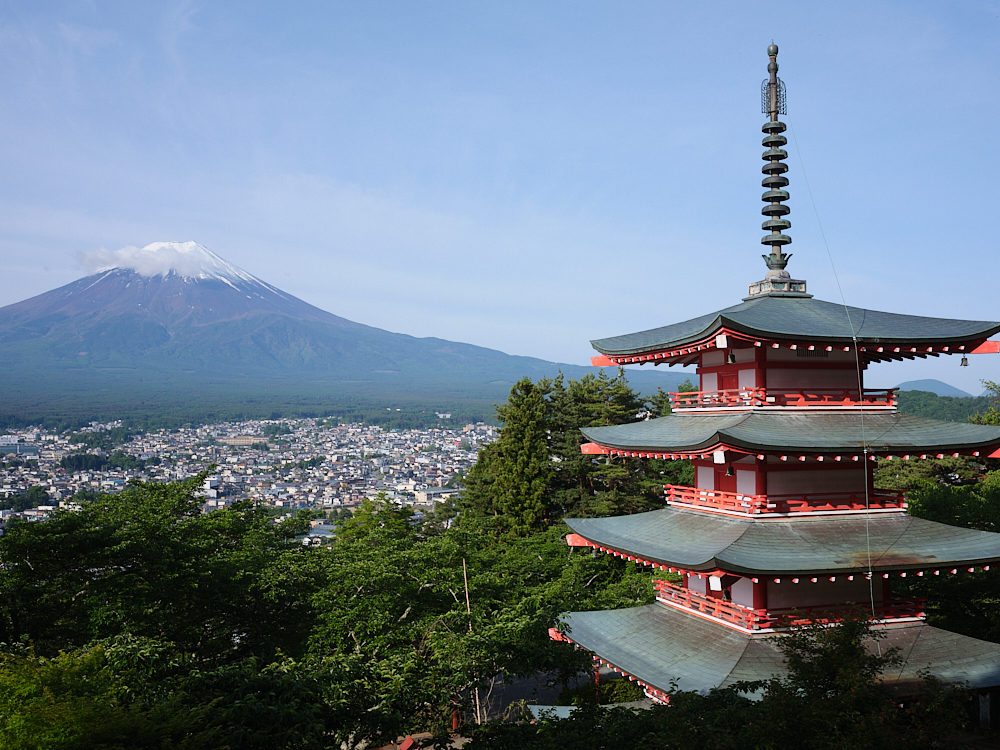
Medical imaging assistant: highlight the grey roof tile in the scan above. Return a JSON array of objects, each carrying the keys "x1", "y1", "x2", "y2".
[
  {"x1": 581, "y1": 412, "x2": 1000, "y2": 455},
  {"x1": 591, "y1": 296, "x2": 1000, "y2": 356},
  {"x1": 561, "y1": 604, "x2": 1000, "y2": 693},
  {"x1": 565, "y1": 508, "x2": 1000, "y2": 574}
]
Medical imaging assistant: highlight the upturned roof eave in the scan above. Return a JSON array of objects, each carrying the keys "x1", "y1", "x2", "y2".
[
  {"x1": 565, "y1": 511, "x2": 1000, "y2": 576},
  {"x1": 588, "y1": 298, "x2": 1000, "y2": 358},
  {"x1": 590, "y1": 325, "x2": 1000, "y2": 358},
  {"x1": 579, "y1": 412, "x2": 1000, "y2": 456},
  {"x1": 566, "y1": 531, "x2": 1000, "y2": 576},
  {"x1": 558, "y1": 605, "x2": 1000, "y2": 694},
  {"x1": 579, "y1": 430, "x2": 1000, "y2": 457}
]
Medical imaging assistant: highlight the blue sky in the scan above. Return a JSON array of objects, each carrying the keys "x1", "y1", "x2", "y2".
[{"x1": 0, "y1": 1, "x2": 998, "y2": 394}]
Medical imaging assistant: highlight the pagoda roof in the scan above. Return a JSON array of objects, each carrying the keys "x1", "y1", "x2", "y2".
[
  {"x1": 580, "y1": 412, "x2": 1000, "y2": 456},
  {"x1": 591, "y1": 295, "x2": 1000, "y2": 359},
  {"x1": 559, "y1": 603, "x2": 1000, "y2": 694},
  {"x1": 564, "y1": 507, "x2": 1000, "y2": 575}
]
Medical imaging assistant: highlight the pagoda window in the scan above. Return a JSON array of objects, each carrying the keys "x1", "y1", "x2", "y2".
[
  {"x1": 766, "y1": 576, "x2": 884, "y2": 610},
  {"x1": 767, "y1": 347, "x2": 855, "y2": 363},
  {"x1": 765, "y1": 367, "x2": 858, "y2": 389},
  {"x1": 766, "y1": 467, "x2": 866, "y2": 495}
]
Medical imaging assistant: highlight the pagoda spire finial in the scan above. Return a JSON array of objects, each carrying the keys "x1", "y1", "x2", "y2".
[{"x1": 748, "y1": 42, "x2": 809, "y2": 299}]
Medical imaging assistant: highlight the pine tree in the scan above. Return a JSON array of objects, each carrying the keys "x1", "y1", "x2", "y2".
[{"x1": 490, "y1": 377, "x2": 554, "y2": 536}]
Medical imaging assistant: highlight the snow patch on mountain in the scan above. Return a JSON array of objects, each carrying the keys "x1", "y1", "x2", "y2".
[{"x1": 79, "y1": 241, "x2": 262, "y2": 285}]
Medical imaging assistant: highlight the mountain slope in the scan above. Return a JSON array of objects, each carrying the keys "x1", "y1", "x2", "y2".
[
  {"x1": 896, "y1": 379, "x2": 973, "y2": 399},
  {"x1": 0, "y1": 242, "x2": 690, "y2": 424}
]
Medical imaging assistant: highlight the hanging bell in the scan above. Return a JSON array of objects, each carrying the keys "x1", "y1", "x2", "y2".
[
  {"x1": 725, "y1": 465, "x2": 735, "y2": 477},
  {"x1": 961, "y1": 356, "x2": 969, "y2": 367}
]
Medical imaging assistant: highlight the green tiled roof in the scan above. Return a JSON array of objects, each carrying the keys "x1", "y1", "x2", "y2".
[
  {"x1": 560, "y1": 603, "x2": 1000, "y2": 694},
  {"x1": 565, "y1": 508, "x2": 1000, "y2": 575},
  {"x1": 591, "y1": 296, "x2": 1000, "y2": 356},
  {"x1": 580, "y1": 412, "x2": 1000, "y2": 455}
]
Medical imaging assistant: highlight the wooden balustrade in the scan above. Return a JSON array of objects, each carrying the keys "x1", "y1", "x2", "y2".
[
  {"x1": 669, "y1": 387, "x2": 897, "y2": 410},
  {"x1": 653, "y1": 580, "x2": 924, "y2": 631},
  {"x1": 664, "y1": 484, "x2": 906, "y2": 515}
]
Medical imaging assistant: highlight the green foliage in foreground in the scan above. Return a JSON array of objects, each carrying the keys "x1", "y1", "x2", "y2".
[
  {"x1": 0, "y1": 374, "x2": 994, "y2": 748},
  {"x1": 0, "y1": 475, "x2": 651, "y2": 748},
  {"x1": 465, "y1": 618, "x2": 968, "y2": 750},
  {"x1": 896, "y1": 470, "x2": 1000, "y2": 643}
]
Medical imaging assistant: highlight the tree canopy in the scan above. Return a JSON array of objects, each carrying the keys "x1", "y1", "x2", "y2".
[{"x1": 1, "y1": 371, "x2": 994, "y2": 747}]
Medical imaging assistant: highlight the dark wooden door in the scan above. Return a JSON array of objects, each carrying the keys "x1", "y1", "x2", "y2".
[{"x1": 715, "y1": 469, "x2": 737, "y2": 494}]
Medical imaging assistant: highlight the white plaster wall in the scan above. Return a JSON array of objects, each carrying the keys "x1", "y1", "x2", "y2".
[
  {"x1": 702, "y1": 351, "x2": 725, "y2": 367},
  {"x1": 736, "y1": 469, "x2": 757, "y2": 495},
  {"x1": 766, "y1": 468, "x2": 866, "y2": 495},
  {"x1": 733, "y1": 348, "x2": 756, "y2": 363},
  {"x1": 701, "y1": 372, "x2": 718, "y2": 392},
  {"x1": 731, "y1": 577, "x2": 754, "y2": 608},
  {"x1": 696, "y1": 466, "x2": 715, "y2": 490},
  {"x1": 687, "y1": 575, "x2": 708, "y2": 595},
  {"x1": 767, "y1": 576, "x2": 883, "y2": 610},
  {"x1": 738, "y1": 368, "x2": 757, "y2": 388}
]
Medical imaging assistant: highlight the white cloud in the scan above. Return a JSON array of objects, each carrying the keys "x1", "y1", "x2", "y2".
[{"x1": 77, "y1": 240, "x2": 254, "y2": 281}]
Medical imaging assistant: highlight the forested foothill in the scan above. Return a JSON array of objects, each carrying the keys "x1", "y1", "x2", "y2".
[{"x1": 0, "y1": 373, "x2": 996, "y2": 748}]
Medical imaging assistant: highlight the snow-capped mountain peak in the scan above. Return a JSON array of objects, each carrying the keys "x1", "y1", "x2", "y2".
[{"x1": 79, "y1": 241, "x2": 262, "y2": 285}]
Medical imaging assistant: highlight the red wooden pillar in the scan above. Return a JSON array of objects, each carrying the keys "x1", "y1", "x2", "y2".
[
  {"x1": 755, "y1": 343, "x2": 767, "y2": 389},
  {"x1": 595, "y1": 662, "x2": 601, "y2": 705}
]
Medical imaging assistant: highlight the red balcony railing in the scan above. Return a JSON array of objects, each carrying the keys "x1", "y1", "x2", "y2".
[
  {"x1": 653, "y1": 580, "x2": 924, "y2": 631},
  {"x1": 669, "y1": 387, "x2": 897, "y2": 410},
  {"x1": 664, "y1": 484, "x2": 907, "y2": 515}
]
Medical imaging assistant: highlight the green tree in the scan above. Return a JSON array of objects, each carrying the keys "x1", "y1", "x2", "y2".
[
  {"x1": 336, "y1": 493, "x2": 414, "y2": 542},
  {"x1": 489, "y1": 377, "x2": 554, "y2": 536},
  {"x1": 463, "y1": 371, "x2": 692, "y2": 525},
  {"x1": 0, "y1": 485, "x2": 50, "y2": 512},
  {"x1": 874, "y1": 455, "x2": 981, "y2": 492},
  {"x1": 0, "y1": 472, "x2": 319, "y2": 662},
  {"x1": 0, "y1": 641, "x2": 342, "y2": 750},
  {"x1": 971, "y1": 379, "x2": 1000, "y2": 425},
  {"x1": 897, "y1": 470, "x2": 1000, "y2": 642},
  {"x1": 647, "y1": 387, "x2": 673, "y2": 418}
]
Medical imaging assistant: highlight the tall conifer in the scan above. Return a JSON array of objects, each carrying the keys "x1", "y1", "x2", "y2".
[{"x1": 491, "y1": 377, "x2": 553, "y2": 536}]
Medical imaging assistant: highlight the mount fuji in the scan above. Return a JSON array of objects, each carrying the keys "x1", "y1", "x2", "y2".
[{"x1": 0, "y1": 242, "x2": 687, "y2": 423}]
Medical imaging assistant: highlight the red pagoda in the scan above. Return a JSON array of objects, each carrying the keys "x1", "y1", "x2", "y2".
[{"x1": 551, "y1": 44, "x2": 1000, "y2": 710}]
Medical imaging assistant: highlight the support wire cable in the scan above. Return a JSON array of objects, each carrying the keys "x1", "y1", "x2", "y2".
[{"x1": 789, "y1": 122, "x2": 881, "y2": 641}]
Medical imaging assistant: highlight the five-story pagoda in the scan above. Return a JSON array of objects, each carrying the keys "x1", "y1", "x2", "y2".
[{"x1": 551, "y1": 44, "x2": 1000, "y2": 703}]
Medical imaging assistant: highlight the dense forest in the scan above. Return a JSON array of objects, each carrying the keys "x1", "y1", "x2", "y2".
[
  {"x1": 0, "y1": 374, "x2": 993, "y2": 435},
  {"x1": 0, "y1": 373, "x2": 997, "y2": 748}
]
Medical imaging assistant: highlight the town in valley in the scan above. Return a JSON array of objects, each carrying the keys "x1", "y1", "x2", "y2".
[{"x1": 0, "y1": 417, "x2": 495, "y2": 532}]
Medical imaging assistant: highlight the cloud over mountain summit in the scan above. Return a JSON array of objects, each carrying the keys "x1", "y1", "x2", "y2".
[{"x1": 78, "y1": 241, "x2": 258, "y2": 282}]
